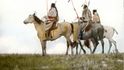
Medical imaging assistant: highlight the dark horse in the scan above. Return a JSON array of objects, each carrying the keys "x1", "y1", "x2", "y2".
[{"x1": 71, "y1": 21, "x2": 104, "y2": 54}]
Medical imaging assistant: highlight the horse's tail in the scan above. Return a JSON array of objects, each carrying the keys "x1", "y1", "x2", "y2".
[
  {"x1": 113, "y1": 27, "x2": 118, "y2": 35},
  {"x1": 70, "y1": 23, "x2": 74, "y2": 33}
]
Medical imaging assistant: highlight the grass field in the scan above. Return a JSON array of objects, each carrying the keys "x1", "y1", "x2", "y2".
[{"x1": 0, "y1": 53, "x2": 123, "y2": 70}]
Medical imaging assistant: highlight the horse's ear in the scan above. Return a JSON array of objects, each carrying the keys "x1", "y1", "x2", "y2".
[
  {"x1": 33, "y1": 11, "x2": 37, "y2": 16},
  {"x1": 33, "y1": 13, "x2": 35, "y2": 16}
]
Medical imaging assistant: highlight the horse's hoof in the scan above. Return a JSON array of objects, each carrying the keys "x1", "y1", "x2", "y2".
[
  {"x1": 84, "y1": 51, "x2": 86, "y2": 54},
  {"x1": 115, "y1": 49, "x2": 119, "y2": 53},
  {"x1": 76, "y1": 53, "x2": 78, "y2": 55},
  {"x1": 65, "y1": 53, "x2": 68, "y2": 55},
  {"x1": 92, "y1": 52, "x2": 94, "y2": 54},
  {"x1": 42, "y1": 54, "x2": 46, "y2": 56}
]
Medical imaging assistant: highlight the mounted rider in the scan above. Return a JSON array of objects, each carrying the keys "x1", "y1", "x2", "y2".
[
  {"x1": 82, "y1": 5, "x2": 92, "y2": 23},
  {"x1": 79, "y1": 4, "x2": 92, "y2": 39},
  {"x1": 92, "y1": 9, "x2": 101, "y2": 24},
  {"x1": 45, "y1": 3, "x2": 59, "y2": 38}
]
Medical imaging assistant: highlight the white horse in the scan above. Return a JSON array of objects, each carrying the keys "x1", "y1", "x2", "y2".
[
  {"x1": 79, "y1": 26, "x2": 118, "y2": 53},
  {"x1": 104, "y1": 26, "x2": 118, "y2": 53},
  {"x1": 23, "y1": 13, "x2": 73, "y2": 56}
]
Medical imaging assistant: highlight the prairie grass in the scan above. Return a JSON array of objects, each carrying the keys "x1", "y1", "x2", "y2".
[{"x1": 0, "y1": 53, "x2": 123, "y2": 70}]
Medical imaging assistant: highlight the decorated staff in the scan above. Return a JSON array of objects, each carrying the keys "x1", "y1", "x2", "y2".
[{"x1": 68, "y1": 0, "x2": 79, "y2": 19}]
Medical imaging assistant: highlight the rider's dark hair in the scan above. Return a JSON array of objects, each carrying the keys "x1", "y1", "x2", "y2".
[
  {"x1": 51, "y1": 3, "x2": 58, "y2": 17},
  {"x1": 93, "y1": 9, "x2": 97, "y2": 14},
  {"x1": 51, "y1": 3, "x2": 55, "y2": 7},
  {"x1": 83, "y1": 5, "x2": 88, "y2": 9}
]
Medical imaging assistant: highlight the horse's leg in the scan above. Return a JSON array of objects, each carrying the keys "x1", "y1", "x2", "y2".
[
  {"x1": 85, "y1": 39, "x2": 92, "y2": 54},
  {"x1": 68, "y1": 38, "x2": 74, "y2": 55},
  {"x1": 44, "y1": 41, "x2": 47, "y2": 55},
  {"x1": 99, "y1": 27, "x2": 104, "y2": 54},
  {"x1": 86, "y1": 44, "x2": 92, "y2": 54},
  {"x1": 85, "y1": 40, "x2": 92, "y2": 54},
  {"x1": 65, "y1": 35, "x2": 73, "y2": 55},
  {"x1": 71, "y1": 46, "x2": 74, "y2": 55},
  {"x1": 91, "y1": 38, "x2": 98, "y2": 54},
  {"x1": 108, "y1": 39, "x2": 112, "y2": 53},
  {"x1": 89, "y1": 46, "x2": 92, "y2": 54},
  {"x1": 114, "y1": 41, "x2": 119, "y2": 53},
  {"x1": 89, "y1": 47, "x2": 92, "y2": 54},
  {"x1": 79, "y1": 47, "x2": 82, "y2": 54},
  {"x1": 111, "y1": 39, "x2": 119, "y2": 53},
  {"x1": 37, "y1": 34, "x2": 46, "y2": 56},
  {"x1": 66, "y1": 41, "x2": 69, "y2": 55},
  {"x1": 72, "y1": 41, "x2": 78, "y2": 55},
  {"x1": 100, "y1": 39, "x2": 104, "y2": 54},
  {"x1": 91, "y1": 29, "x2": 99, "y2": 54},
  {"x1": 76, "y1": 42, "x2": 78, "y2": 55},
  {"x1": 79, "y1": 40, "x2": 86, "y2": 54},
  {"x1": 91, "y1": 30, "x2": 99, "y2": 54},
  {"x1": 41, "y1": 41, "x2": 46, "y2": 56}
]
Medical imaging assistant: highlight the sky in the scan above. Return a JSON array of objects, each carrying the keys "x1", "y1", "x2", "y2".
[{"x1": 0, "y1": 0, "x2": 124, "y2": 54}]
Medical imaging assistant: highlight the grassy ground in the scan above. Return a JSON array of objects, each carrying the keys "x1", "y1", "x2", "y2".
[{"x1": 0, "y1": 53, "x2": 123, "y2": 70}]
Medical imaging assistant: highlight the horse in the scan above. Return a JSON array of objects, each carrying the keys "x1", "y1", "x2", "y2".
[
  {"x1": 79, "y1": 26, "x2": 119, "y2": 54},
  {"x1": 23, "y1": 13, "x2": 74, "y2": 56},
  {"x1": 104, "y1": 26, "x2": 118, "y2": 53},
  {"x1": 71, "y1": 21, "x2": 104, "y2": 54}
]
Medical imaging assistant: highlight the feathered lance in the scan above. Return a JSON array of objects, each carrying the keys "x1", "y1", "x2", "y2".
[{"x1": 68, "y1": 0, "x2": 79, "y2": 19}]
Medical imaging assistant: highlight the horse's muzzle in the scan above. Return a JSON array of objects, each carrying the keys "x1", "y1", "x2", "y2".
[{"x1": 23, "y1": 21, "x2": 27, "y2": 24}]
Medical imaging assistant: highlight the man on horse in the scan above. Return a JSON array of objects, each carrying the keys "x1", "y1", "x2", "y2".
[
  {"x1": 79, "y1": 4, "x2": 92, "y2": 39},
  {"x1": 92, "y1": 9, "x2": 101, "y2": 24},
  {"x1": 45, "y1": 3, "x2": 59, "y2": 38}
]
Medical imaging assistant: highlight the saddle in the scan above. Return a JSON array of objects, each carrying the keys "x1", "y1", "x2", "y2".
[
  {"x1": 79, "y1": 21, "x2": 92, "y2": 40},
  {"x1": 46, "y1": 22, "x2": 58, "y2": 38},
  {"x1": 84, "y1": 23, "x2": 92, "y2": 32},
  {"x1": 50, "y1": 22, "x2": 57, "y2": 30}
]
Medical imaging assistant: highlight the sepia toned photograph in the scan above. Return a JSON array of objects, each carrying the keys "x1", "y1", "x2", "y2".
[{"x1": 0, "y1": 0, "x2": 124, "y2": 70}]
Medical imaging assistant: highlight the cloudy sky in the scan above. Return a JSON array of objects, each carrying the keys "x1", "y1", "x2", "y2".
[{"x1": 0, "y1": 0, "x2": 123, "y2": 54}]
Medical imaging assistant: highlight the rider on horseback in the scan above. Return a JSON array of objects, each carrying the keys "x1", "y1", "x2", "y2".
[
  {"x1": 45, "y1": 3, "x2": 58, "y2": 38},
  {"x1": 92, "y1": 9, "x2": 101, "y2": 24},
  {"x1": 82, "y1": 5, "x2": 92, "y2": 23},
  {"x1": 79, "y1": 4, "x2": 92, "y2": 39}
]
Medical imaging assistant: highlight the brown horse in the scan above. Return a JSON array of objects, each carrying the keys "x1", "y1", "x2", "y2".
[{"x1": 24, "y1": 13, "x2": 74, "y2": 56}]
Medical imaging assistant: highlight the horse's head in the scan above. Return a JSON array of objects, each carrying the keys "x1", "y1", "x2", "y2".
[
  {"x1": 24, "y1": 13, "x2": 43, "y2": 25},
  {"x1": 23, "y1": 13, "x2": 36, "y2": 24}
]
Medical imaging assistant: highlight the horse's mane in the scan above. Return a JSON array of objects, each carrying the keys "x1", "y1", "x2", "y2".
[{"x1": 34, "y1": 15, "x2": 43, "y2": 24}]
